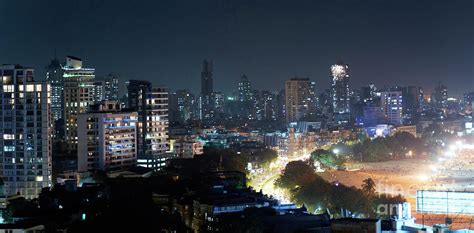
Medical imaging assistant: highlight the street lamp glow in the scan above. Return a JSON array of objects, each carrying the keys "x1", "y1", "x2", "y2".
[{"x1": 333, "y1": 148, "x2": 340, "y2": 154}]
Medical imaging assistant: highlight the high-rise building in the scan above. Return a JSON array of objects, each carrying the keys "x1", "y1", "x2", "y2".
[
  {"x1": 199, "y1": 60, "x2": 213, "y2": 121},
  {"x1": 46, "y1": 58, "x2": 64, "y2": 122},
  {"x1": 381, "y1": 91, "x2": 403, "y2": 125},
  {"x1": 285, "y1": 77, "x2": 311, "y2": 122},
  {"x1": 433, "y1": 83, "x2": 448, "y2": 109},
  {"x1": 330, "y1": 63, "x2": 350, "y2": 114},
  {"x1": 464, "y1": 91, "x2": 474, "y2": 115},
  {"x1": 210, "y1": 91, "x2": 225, "y2": 119},
  {"x1": 169, "y1": 89, "x2": 195, "y2": 124},
  {"x1": 276, "y1": 89, "x2": 286, "y2": 121},
  {"x1": 45, "y1": 58, "x2": 65, "y2": 139},
  {"x1": 92, "y1": 74, "x2": 120, "y2": 103},
  {"x1": 102, "y1": 74, "x2": 119, "y2": 101},
  {"x1": 308, "y1": 81, "x2": 318, "y2": 117},
  {"x1": 238, "y1": 75, "x2": 252, "y2": 102},
  {"x1": 360, "y1": 84, "x2": 377, "y2": 104},
  {"x1": 0, "y1": 65, "x2": 52, "y2": 199},
  {"x1": 77, "y1": 101, "x2": 137, "y2": 172},
  {"x1": 201, "y1": 60, "x2": 213, "y2": 96},
  {"x1": 63, "y1": 56, "x2": 95, "y2": 151},
  {"x1": 464, "y1": 92, "x2": 474, "y2": 105},
  {"x1": 361, "y1": 103, "x2": 384, "y2": 127},
  {"x1": 261, "y1": 91, "x2": 278, "y2": 121},
  {"x1": 127, "y1": 80, "x2": 168, "y2": 157},
  {"x1": 237, "y1": 75, "x2": 254, "y2": 119},
  {"x1": 92, "y1": 80, "x2": 105, "y2": 103}
]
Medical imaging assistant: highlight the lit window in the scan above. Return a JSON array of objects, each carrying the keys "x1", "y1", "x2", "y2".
[
  {"x1": 3, "y1": 146, "x2": 15, "y2": 152},
  {"x1": 26, "y1": 84, "x2": 35, "y2": 92},
  {"x1": 2, "y1": 76, "x2": 11, "y2": 84},
  {"x1": 3, "y1": 134, "x2": 15, "y2": 140},
  {"x1": 3, "y1": 85, "x2": 14, "y2": 92}
]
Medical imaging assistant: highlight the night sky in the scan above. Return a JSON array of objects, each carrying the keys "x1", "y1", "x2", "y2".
[{"x1": 0, "y1": 0, "x2": 472, "y2": 96}]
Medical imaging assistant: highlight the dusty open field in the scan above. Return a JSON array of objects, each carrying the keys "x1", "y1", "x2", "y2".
[{"x1": 321, "y1": 158, "x2": 474, "y2": 229}]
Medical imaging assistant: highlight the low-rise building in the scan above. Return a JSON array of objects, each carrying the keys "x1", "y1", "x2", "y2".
[
  {"x1": 169, "y1": 140, "x2": 203, "y2": 158},
  {"x1": 391, "y1": 125, "x2": 417, "y2": 137},
  {"x1": 331, "y1": 218, "x2": 381, "y2": 233}
]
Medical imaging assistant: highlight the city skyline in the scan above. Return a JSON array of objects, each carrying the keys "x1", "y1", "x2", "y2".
[
  {"x1": 0, "y1": 1, "x2": 474, "y2": 231},
  {"x1": 0, "y1": 0, "x2": 472, "y2": 95}
]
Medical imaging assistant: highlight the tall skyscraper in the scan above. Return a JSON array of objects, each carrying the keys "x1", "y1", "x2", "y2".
[
  {"x1": 127, "y1": 80, "x2": 168, "y2": 157},
  {"x1": 201, "y1": 60, "x2": 213, "y2": 96},
  {"x1": 308, "y1": 81, "x2": 318, "y2": 118},
  {"x1": 102, "y1": 74, "x2": 119, "y2": 101},
  {"x1": 0, "y1": 65, "x2": 52, "y2": 199},
  {"x1": 46, "y1": 58, "x2": 64, "y2": 122},
  {"x1": 45, "y1": 58, "x2": 65, "y2": 139},
  {"x1": 237, "y1": 75, "x2": 254, "y2": 119},
  {"x1": 381, "y1": 91, "x2": 403, "y2": 125},
  {"x1": 169, "y1": 89, "x2": 195, "y2": 124},
  {"x1": 210, "y1": 91, "x2": 225, "y2": 119},
  {"x1": 402, "y1": 86, "x2": 423, "y2": 123},
  {"x1": 285, "y1": 77, "x2": 311, "y2": 122},
  {"x1": 238, "y1": 75, "x2": 252, "y2": 102},
  {"x1": 433, "y1": 83, "x2": 448, "y2": 109},
  {"x1": 92, "y1": 80, "x2": 105, "y2": 103},
  {"x1": 276, "y1": 89, "x2": 286, "y2": 121},
  {"x1": 63, "y1": 56, "x2": 95, "y2": 152},
  {"x1": 199, "y1": 60, "x2": 213, "y2": 120},
  {"x1": 261, "y1": 91, "x2": 278, "y2": 121},
  {"x1": 77, "y1": 101, "x2": 137, "y2": 172},
  {"x1": 330, "y1": 63, "x2": 350, "y2": 114},
  {"x1": 92, "y1": 74, "x2": 120, "y2": 103}
]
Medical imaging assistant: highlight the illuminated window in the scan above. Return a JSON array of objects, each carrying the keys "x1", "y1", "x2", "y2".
[
  {"x1": 2, "y1": 76, "x2": 11, "y2": 84},
  {"x1": 4, "y1": 146, "x2": 15, "y2": 152},
  {"x1": 26, "y1": 84, "x2": 35, "y2": 92},
  {"x1": 3, "y1": 85, "x2": 14, "y2": 92},
  {"x1": 3, "y1": 134, "x2": 15, "y2": 140}
]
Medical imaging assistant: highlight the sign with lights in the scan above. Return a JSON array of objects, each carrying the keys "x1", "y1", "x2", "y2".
[{"x1": 416, "y1": 190, "x2": 474, "y2": 214}]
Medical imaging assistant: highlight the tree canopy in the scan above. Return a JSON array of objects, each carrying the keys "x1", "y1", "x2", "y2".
[{"x1": 275, "y1": 161, "x2": 406, "y2": 218}]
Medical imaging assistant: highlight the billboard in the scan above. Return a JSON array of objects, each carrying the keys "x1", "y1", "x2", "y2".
[{"x1": 416, "y1": 190, "x2": 474, "y2": 214}]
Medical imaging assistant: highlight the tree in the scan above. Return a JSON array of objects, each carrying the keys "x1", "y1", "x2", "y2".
[
  {"x1": 310, "y1": 149, "x2": 347, "y2": 168},
  {"x1": 275, "y1": 161, "x2": 315, "y2": 189},
  {"x1": 253, "y1": 149, "x2": 278, "y2": 168},
  {"x1": 361, "y1": 178, "x2": 376, "y2": 196}
]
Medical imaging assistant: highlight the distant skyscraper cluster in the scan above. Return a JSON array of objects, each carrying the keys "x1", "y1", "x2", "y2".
[
  {"x1": 167, "y1": 58, "x2": 474, "y2": 136},
  {"x1": 2, "y1": 54, "x2": 472, "y2": 201}
]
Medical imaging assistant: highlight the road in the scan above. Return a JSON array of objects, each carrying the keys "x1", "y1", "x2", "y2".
[{"x1": 249, "y1": 153, "x2": 310, "y2": 202}]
